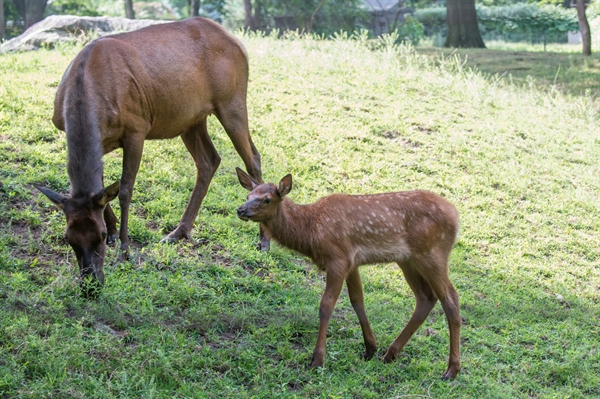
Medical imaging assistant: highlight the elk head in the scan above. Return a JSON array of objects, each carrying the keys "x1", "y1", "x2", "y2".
[
  {"x1": 236, "y1": 167, "x2": 291, "y2": 223},
  {"x1": 35, "y1": 181, "x2": 120, "y2": 297}
]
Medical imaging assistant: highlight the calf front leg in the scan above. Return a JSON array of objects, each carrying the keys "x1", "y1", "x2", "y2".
[{"x1": 310, "y1": 270, "x2": 345, "y2": 368}]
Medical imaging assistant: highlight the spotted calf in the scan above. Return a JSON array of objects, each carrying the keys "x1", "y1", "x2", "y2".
[{"x1": 235, "y1": 168, "x2": 462, "y2": 380}]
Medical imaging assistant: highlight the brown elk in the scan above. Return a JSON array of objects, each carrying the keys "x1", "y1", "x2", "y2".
[
  {"x1": 236, "y1": 168, "x2": 461, "y2": 380},
  {"x1": 35, "y1": 18, "x2": 265, "y2": 296}
]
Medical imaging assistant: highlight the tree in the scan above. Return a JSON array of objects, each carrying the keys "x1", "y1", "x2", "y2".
[
  {"x1": 190, "y1": 0, "x2": 200, "y2": 17},
  {"x1": 1, "y1": 0, "x2": 5, "y2": 40},
  {"x1": 444, "y1": 0, "x2": 486, "y2": 47},
  {"x1": 13, "y1": 0, "x2": 47, "y2": 29},
  {"x1": 125, "y1": 0, "x2": 135, "y2": 19},
  {"x1": 243, "y1": 0, "x2": 253, "y2": 29},
  {"x1": 575, "y1": 0, "x2": 591, "y2": 55}
]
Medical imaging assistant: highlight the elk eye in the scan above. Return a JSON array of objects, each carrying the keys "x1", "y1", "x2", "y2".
[
  {"x1": 102, "y1": 230, "x2": 107, "y2": 240},
  {"x1": 264, "y1": 198, "x2": 271, "y2": 204}
]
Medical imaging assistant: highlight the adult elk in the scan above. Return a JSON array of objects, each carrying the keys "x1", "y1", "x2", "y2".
[
  {"x1": 236, "y1": 168, "x2": 461, "y2": 380},
  {"x1": 35, "y1": 18, "x2": 264, "y2": 295}
]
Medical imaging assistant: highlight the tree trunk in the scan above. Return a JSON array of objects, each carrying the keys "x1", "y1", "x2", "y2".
[
  {"x1": 576, "y1": 0, "x2": 591, "y2": 55},
  {"x1": 444, "y1": 0, "x2": 485, "y2": 48},
  {"x1": 1, "y1": 0, "x2": 5, "y2": 41},
  {"x1": 190, "y1": 0, "x2": 200, "y2": 17},
  {"x1": 243, "y1": 0, "x2": 254, "y2": 30},
  {"x1": 13, "y1": 0, "x2": 47, "y2": 30},
  {"x1": 124, "y1": 0, "x2": 135, "y2": 19}
]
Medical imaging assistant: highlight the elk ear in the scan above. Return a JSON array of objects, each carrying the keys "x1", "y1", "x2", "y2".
[
  {"x1": 34, "y1": 184, "x2": 67, "y2": 210},
  {"x1": 278, "y1": 174, "x2": 292, "y2": 197},
  {"x1": 95, "y1": 181, "x2": 120, "y2": 207},
  {"x1": 236, "y1": 167, "x2": 259, "y2": 191}
]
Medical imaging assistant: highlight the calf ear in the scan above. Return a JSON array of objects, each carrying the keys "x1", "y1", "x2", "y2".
[
  {"x1": 278, "y1": 174, "x2": 293, "y2": 197},
  {"x1": 95, "y1": 181, "x2": 120, "y2": 207},
  {"x1": 236, "y1": 167, "x2": 259, "y2": 191},
  {"x1": 34, "y1": 184, "x2": 67, "y2": 210}
]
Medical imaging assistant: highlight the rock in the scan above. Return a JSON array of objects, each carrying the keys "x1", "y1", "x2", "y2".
[{"x1": 0, "y1": 15, "x2": 171, "y2": 54}]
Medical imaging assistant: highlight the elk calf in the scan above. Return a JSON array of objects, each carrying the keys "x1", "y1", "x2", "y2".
[{"x1": 236, "y1": 168, "x2": 461, "y2": 380}]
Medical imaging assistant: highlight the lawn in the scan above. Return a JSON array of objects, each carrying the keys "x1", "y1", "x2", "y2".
[
  {"x1": 0, "y1": 33, "x2": 599, "y2": 398},
  {"x1": 417, "y1": 45, "x2": 600, "y2": 97}
]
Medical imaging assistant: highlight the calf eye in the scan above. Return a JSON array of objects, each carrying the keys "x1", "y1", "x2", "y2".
[
  {"x1": 264, "y1": 198, "x2": 271, "y2": 204},
  {"x1": 102, "y1": 230, "x2": 107, "y2": 240}
]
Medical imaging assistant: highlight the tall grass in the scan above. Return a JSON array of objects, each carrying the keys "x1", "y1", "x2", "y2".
[{"x1": 0, "y1": 32, "x2": 599, "y2": 398}]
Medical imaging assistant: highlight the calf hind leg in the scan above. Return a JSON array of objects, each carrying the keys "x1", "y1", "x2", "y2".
[
  {"x1": 384, "y1": 262, "x2": 438, "y2": 363},
  {"x1": 407, "y1": 254, "x2": 461, "y2": 380},
  {"x1": 346, "y1": 267, "x2": 377, "y2": 360}
]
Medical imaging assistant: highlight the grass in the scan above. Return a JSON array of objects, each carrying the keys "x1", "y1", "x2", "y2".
[
  {"x1": 1, "y1": 33, "x2": 599, "y2": 398},
  {"x1": 416, "y1": 45, "x2": 600, "y2": 98}
]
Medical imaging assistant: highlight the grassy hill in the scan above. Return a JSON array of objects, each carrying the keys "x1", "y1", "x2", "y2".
[{"x1": 0, "y1": 33, "x2": 599, "y2": 398}]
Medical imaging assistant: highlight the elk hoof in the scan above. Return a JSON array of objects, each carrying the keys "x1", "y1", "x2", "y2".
[
  {"x1": 106, "y1": 234, "x2": 118, "y2": 245},
  {"x1": 382, "y1": 352, "x2": 397, "y2": 364},
  {"x1": 361, "y1": 350, "x2": 376, "y2": 361},
  {"x1": 161, "y1": 228, "x2": 191, "y2": 244},
  {"x1": 256, "y1": 241, "x2": 270, "y2": 251},
  {"x1": 441, "y1": 366, "x2": 460, "y2": 381}
]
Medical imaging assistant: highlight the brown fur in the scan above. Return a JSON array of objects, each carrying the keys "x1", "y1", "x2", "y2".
[
  {"x1": 236, "y1": 168, "x2": 461, "y2": 380},
  {"x1": 36, "y1": 18, "x2": 265, "y2": 295}
]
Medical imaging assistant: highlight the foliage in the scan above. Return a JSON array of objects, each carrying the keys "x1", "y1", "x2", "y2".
[
  {"x1": 2, "y1": 0, "x2": 24, "y2": 39},
  {"x1": 414, "y1": 4, "x2": 579, "y2": 43},
  {"x1": 45, "y1": 0, "x2": 101, "y2": 17},
  {"x1": 413, "y1": 6, "x2": 446, "y2": 36},
  {"x1": 0, "y1": 34, "x2": 599, "y2": 398},
  {"x1": 478, "y1": 4, "x2": 578, "y2": 36},
  {"x1": 394, "y1": 15, "x2": 425, "y2": 45},
  {"x1": 222, "y1": 0, "x2": 370, "y2": 35}
]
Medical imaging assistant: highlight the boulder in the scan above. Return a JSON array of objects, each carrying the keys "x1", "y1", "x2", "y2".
[{"x1": 0, "y1": 15, "x2": 171, "y2": 54}]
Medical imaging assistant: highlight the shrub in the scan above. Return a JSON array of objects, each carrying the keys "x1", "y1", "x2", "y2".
[{"x1": 414, "y1": 4, "x2": 579, "y2": 43}]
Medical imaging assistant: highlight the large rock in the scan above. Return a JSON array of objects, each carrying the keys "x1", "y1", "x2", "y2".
[{"x1": 0, "y1": 15, "x2": 171, "y2": 54}]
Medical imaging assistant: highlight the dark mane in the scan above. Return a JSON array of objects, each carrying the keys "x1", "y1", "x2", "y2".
[{"x1": 65, "y1": 44, "x2": 104, "y2": 197}]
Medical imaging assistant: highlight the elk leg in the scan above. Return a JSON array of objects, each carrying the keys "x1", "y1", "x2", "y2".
[
  {"x1": 163, "y1": 119, "x2": 220, "y2": 243},
  {"x1": 118, "y1": 137, "x2": 145, "y2": 255},
  {"x1": 384, "y1": 261, "x2": 437, "y2": 363},
  {"x1": 346, "y1": 267, "x2": 377, "y2": 360},
  {"x1": 103, "y1": 204, "x2": 118, "y2": 245},
  {"x1": 310, "y1": 270, "x2": 345, "y2": 369},
  {"x1": 214, "y1": 99, "x2": 267, "y2": 250}
]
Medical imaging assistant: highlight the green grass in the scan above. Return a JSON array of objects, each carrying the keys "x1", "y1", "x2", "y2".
[
  {"x1": 1, "y1": 34, "x2": 599, "y2": 398},
  {"x1": 417, "y1": 45, "x2": 600, "y2": 98}
]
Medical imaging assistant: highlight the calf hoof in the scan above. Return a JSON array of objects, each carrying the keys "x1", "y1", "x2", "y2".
[{"x1": 309, "y1": 352, "x2": 324, "y2": 369}]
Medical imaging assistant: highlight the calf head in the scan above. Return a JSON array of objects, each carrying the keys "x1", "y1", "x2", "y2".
[
  {"x1": 35, "y1": 181, "x2": 120, "y2": 297},
  {"x1": 236, "y1": 167, "x2": 292, "y2": 223}
]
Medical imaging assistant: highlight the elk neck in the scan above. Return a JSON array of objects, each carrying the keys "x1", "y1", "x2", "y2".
[{"x1": 64, "y1": 46, "x2": 105, "y2": 198}]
